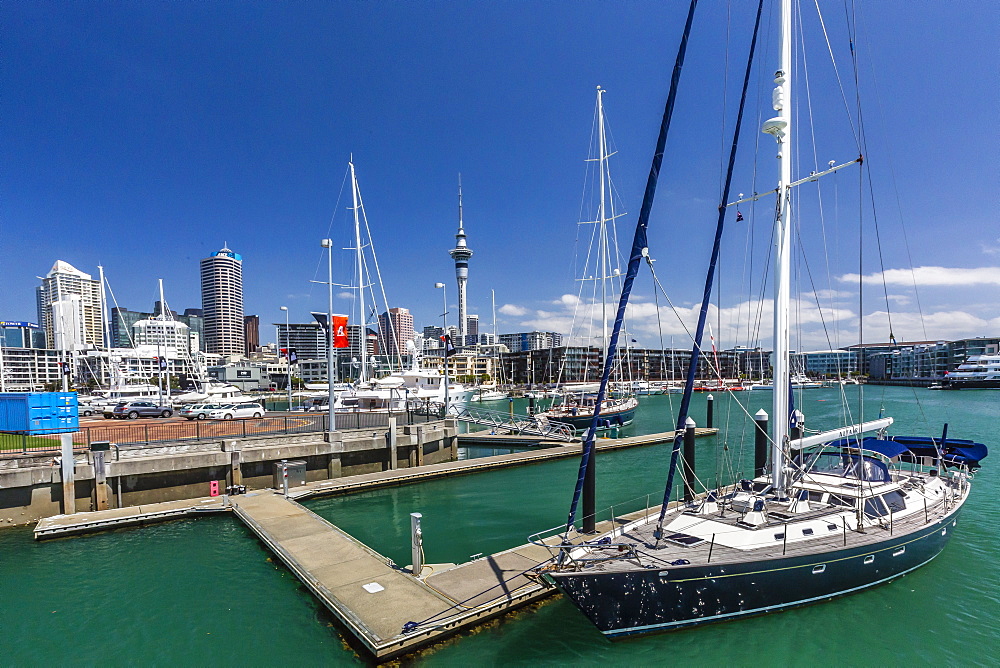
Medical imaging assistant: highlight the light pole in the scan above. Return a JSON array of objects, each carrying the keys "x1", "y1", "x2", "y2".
[
  {"x1": 435, "y1": 282, "x2": 449, "y2": 410},
  {"x1": 321, "y1": 239, "x2": 336, "y2": 433},
  {"x1": 280, "y1": 306, "x2": 292, "y2": 411}
]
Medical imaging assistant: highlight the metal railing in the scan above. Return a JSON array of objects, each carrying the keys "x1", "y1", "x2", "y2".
[
  {"x1": 0, "y1": 408, "x2": 444, "y2": 456},
  {"x1": 445, "y1": 404, "x2": 576, "y2": 442}
]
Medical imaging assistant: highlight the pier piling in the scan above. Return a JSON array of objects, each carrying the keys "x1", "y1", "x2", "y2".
[
  {"x1": 683, "y1": 418, "x2": 696, "y2": 502},
  {"x1": 754, "y1": 409, "x2": 768, "y2": 477}
]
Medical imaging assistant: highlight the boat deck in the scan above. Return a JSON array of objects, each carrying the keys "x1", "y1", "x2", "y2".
[{"x1": 566, "y1": 491, "x2": 959, "y2": 573}]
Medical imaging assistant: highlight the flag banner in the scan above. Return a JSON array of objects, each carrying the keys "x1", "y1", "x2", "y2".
[
  {"x1": 333, "y1": 315, "x2": 349, "y2": 348},
  {"x1": 441, "y1": 334, "x2": 457, "y2": 357},
  {"x1": 288, "y1": 348, "x2": 298, "y2": 364}
]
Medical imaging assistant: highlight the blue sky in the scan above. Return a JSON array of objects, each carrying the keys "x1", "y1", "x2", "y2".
[{"x1": 3, "y1": 1, "x2": 997, "y2": 351}]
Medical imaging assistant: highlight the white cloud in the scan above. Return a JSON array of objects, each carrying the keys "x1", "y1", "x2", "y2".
[
  {"x1": 498, "y1": 303, "x2": 528, "y2": 316},
  {"x1": 981, "y1": 237, "x2": 1000, "y2": 256},
  {"x1": 337, "y1": 291, "x2": 354, "y2": 300},
  {"x1": 839, "y1": 266, "x2": 1000, "y2": 287}
]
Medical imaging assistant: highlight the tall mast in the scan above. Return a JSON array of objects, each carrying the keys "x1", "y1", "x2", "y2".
[
  {"x1": 766, "y1": 0, "x2": 794, "y2": 495},
  {"x1": 349, "y1": 159, "x2": 367, "y2": 383},
  {"x1": 596, "y1": 86, "x2": 609, "y2": 352}
]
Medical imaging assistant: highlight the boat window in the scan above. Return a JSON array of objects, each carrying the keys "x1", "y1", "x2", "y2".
[
  {"x1": 774, "y1": 533, "x2": 785, "y2": 540},
  {"x1": 808, "y1": 491, "x2": 825, "y2": 502},
  {"x1": 881, "y1": 490, "x2": 906, "y2": 513},
  {"x1": 802, "y1": 528, "x2": 814, "y2": 536},
  {"x1": 828, "y1": 494, "x2": 854, "y2": 508},
  {"x1": 864, "y1": 555, "x2": 875, "y2": 565},
  {"x1": 827, "y1": 523, "x2": 838, "y2": 531},
  {"x1": 804, "y1": 452, "x2": 890, "y2": 482},
  {"x1": 665, "y1": 533, "x2": 705, "y2": 547},
  {"x1": 863, "y1": 497, "x2": 889, "y2": 519}
]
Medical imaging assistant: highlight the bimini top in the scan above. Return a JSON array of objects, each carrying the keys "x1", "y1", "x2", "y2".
[{"x1": 825, "y1": 435, "x2": 988, "y2": 469}]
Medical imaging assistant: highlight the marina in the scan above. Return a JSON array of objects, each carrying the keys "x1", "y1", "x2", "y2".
[
  {"x1": 2, "y1": 2, "x2": 996, "y2": 666},
  {"x1": 5, "y1": 388, "x2": 995, "y2": 664}
]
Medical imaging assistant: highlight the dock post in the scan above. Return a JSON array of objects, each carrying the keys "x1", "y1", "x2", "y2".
[
  {"x1": 415, "y1": 425, "x2": 425, "y2": 467},
  {"x1": 410, "y1": 512, "x2": 423, "y2": 576},
  {"x1": 754, "y1": 409, "x2": 768, "y2": 478},
  {"x1": 60, "y1": 433, "x2": 75, "y2": 515},
  {"x1": 683, "y1": 417, "x2": 696, "y2": 502},
  {"x1": 281, "y1": 460, "x2": 289, "y2": 498},
  {"x1": 706, "y1": 394, "x2": 714, "y2": 429},
  {"x1": 387, "y1": 417, "x2": 398, "y2": 470},
  {"x1": 231, "y1": 449, "x2": 243, "y2": 486},
  {"x1": 93, "y1": 449, "x2": 109, "y2": 511},
  {"x1": 527, "y1": 395, "x2": 536, "y2": 416}
]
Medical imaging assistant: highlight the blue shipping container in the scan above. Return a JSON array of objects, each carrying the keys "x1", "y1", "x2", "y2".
[{"x1": 0, "y1": 392, "x2": 79, "y2": 434}]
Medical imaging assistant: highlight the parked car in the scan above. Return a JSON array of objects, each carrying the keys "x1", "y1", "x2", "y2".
[
  {"x1": 110, "y1": 401, "x2": 173, "y2": 419},
  {"x1": 206, "y1": 402, "x2": 265, "y2": 420},
  {"x1": 178, "y1": 403, "x2": 223, "y2": 421}
]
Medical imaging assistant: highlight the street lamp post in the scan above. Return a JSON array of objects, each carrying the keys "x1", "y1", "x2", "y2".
[
  {"x1": 435, "y1": 282, "x2": 449, "y2": 410},
  {"x1": 280, "y1": 306, "x2": 292, "y2": 411},
  {"x1": 321, "y1": 239, "x2": 337, "y2": 433}
]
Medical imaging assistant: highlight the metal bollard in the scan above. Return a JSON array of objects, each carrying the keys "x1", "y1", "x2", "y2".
[
  {"x1": 281, "y1": 459, "x2": 289, "y2": 498},
  {"x1": 410, "y1": 512, "x2": 423, "y2": 576}
]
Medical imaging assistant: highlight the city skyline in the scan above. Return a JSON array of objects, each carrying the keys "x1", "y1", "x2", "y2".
[{"x1": 3, "y1": 3, "x2": 997, "y2": 352}]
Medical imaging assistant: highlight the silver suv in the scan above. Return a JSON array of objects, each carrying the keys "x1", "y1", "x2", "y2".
[
  {"x1": 111, "y1": 401, "x2": 173, "y2": 419},
  {"x1": 178, "y1": 403, "x2": 223, "y2": 420}
]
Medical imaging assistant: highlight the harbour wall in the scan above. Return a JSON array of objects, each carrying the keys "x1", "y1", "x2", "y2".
[{"x1": 0, "y1": 419, "x2": 458, "y2": 527}]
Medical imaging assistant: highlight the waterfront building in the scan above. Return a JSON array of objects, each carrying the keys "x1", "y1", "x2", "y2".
[
  {"x1": 498, "y1": 331, "x2": 564, "y2": 353},
  {"x1": 207, "y1": 362, "x2": 265, "y2": 391},
  {"x1": 465, "y1": 315, "x2": 479, "y2": 346},
  {"x1": 275, "y1": 323, "x2": 327, "y2": 361},
  {"x1": 421, "y1": 351, "x2": 496, "y2": 381},
  {"x1": 200, "y1": 245, "x2": 245, "y2": 356},
  {"x1": 378, "y1": 307, "x2": 414, "y2": 357},
  {"x1": 36, "y1": 260, "x2": 104, "y2": 351},
  {"x1": 244, "y1": 315, "x2": 260, "y2": 355},
  {"x1": 448, "y1": 179, "x2": 473, "y2": 342},
  {"x1": 0, "y1": 347, "x2": 62, "y2": 391},
  {"x1": 791, "y1": 349, "x2": 862, "y2": 378},
  {"x1": 131, "y1": 317, "x2": 194, "y2": 354},
  {"x1": 0, "y1": 321, "x2": 46, "y2": 349}
]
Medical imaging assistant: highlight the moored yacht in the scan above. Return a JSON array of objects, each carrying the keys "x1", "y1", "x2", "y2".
[{"x1": 943, "y1": 354, "x2": 1000, "y2": 389}]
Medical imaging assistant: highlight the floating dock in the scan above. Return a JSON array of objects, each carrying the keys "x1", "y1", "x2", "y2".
[
  {"x1": 33, "y1": 496, "x2": 228, "y2": 539},
  {"x1": 31, "y1": 426, "x2": 714, "y2": 660},
  {"x1": 231, "y1": 490, "x2": 561, "y2": 659}
]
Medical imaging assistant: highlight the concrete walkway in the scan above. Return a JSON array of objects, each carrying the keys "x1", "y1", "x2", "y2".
[{"x1": 291, "y1": 427, "x2": 716, "y2": 500}]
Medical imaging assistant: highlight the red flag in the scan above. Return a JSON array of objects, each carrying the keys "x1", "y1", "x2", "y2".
[{"x1": 333, "y1": 315, "x2": 349, "y2": 348}]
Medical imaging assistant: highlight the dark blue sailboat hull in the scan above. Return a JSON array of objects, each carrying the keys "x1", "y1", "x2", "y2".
[
  {"x1": 547, "y1": 510, "x2": 960, "y2": 638},
  {"x1": 552, "y1": 406, "x2": 637, "y2": 432}
]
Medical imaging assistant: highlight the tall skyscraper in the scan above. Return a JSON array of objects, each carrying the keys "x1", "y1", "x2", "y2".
[
  {"x1": 378, "y1": 307, "x2": 414, "y2": 357},
  {"x1": 36, "y1": 260, "x2": 104, "y2": 350},
  {"x1": 465, "y1": 314, "x2": 479, "y2": 346},
  {"x1": 244, "y1": 315, "x2": 260, "y2": 355},
  {"x1": 448, "y1": 176, "x2": 473, "y2": 342},
  {"x1": 200, "y1": 245, "x2": 245, "y2": 356}
]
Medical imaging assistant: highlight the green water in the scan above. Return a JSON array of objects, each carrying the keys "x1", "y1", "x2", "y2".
[{"x1": 2, "y1": 387, "x2": 996, "y2": 666}]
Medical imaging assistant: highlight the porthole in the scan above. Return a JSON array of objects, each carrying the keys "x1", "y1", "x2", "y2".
[
  {"x1": 893, "y1": 547, "x2": 905, "y2": 557},
  {"x1": 863, "y1": 555, "x2": 874, "y2": 565},
  {"x1": 802, "y1": 528, "x2": 814, "y2": 536},
  {"x1": 942, "y1": 528, "x2": 947, "y2": 536},
  {"x1": 812, "y1": 564, "x2": 826, "y2": 574}
]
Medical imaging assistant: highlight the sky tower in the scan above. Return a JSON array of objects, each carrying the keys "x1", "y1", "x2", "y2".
[{"x1": 448, "y1": 175, "x2": 473, "y2": 343}]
